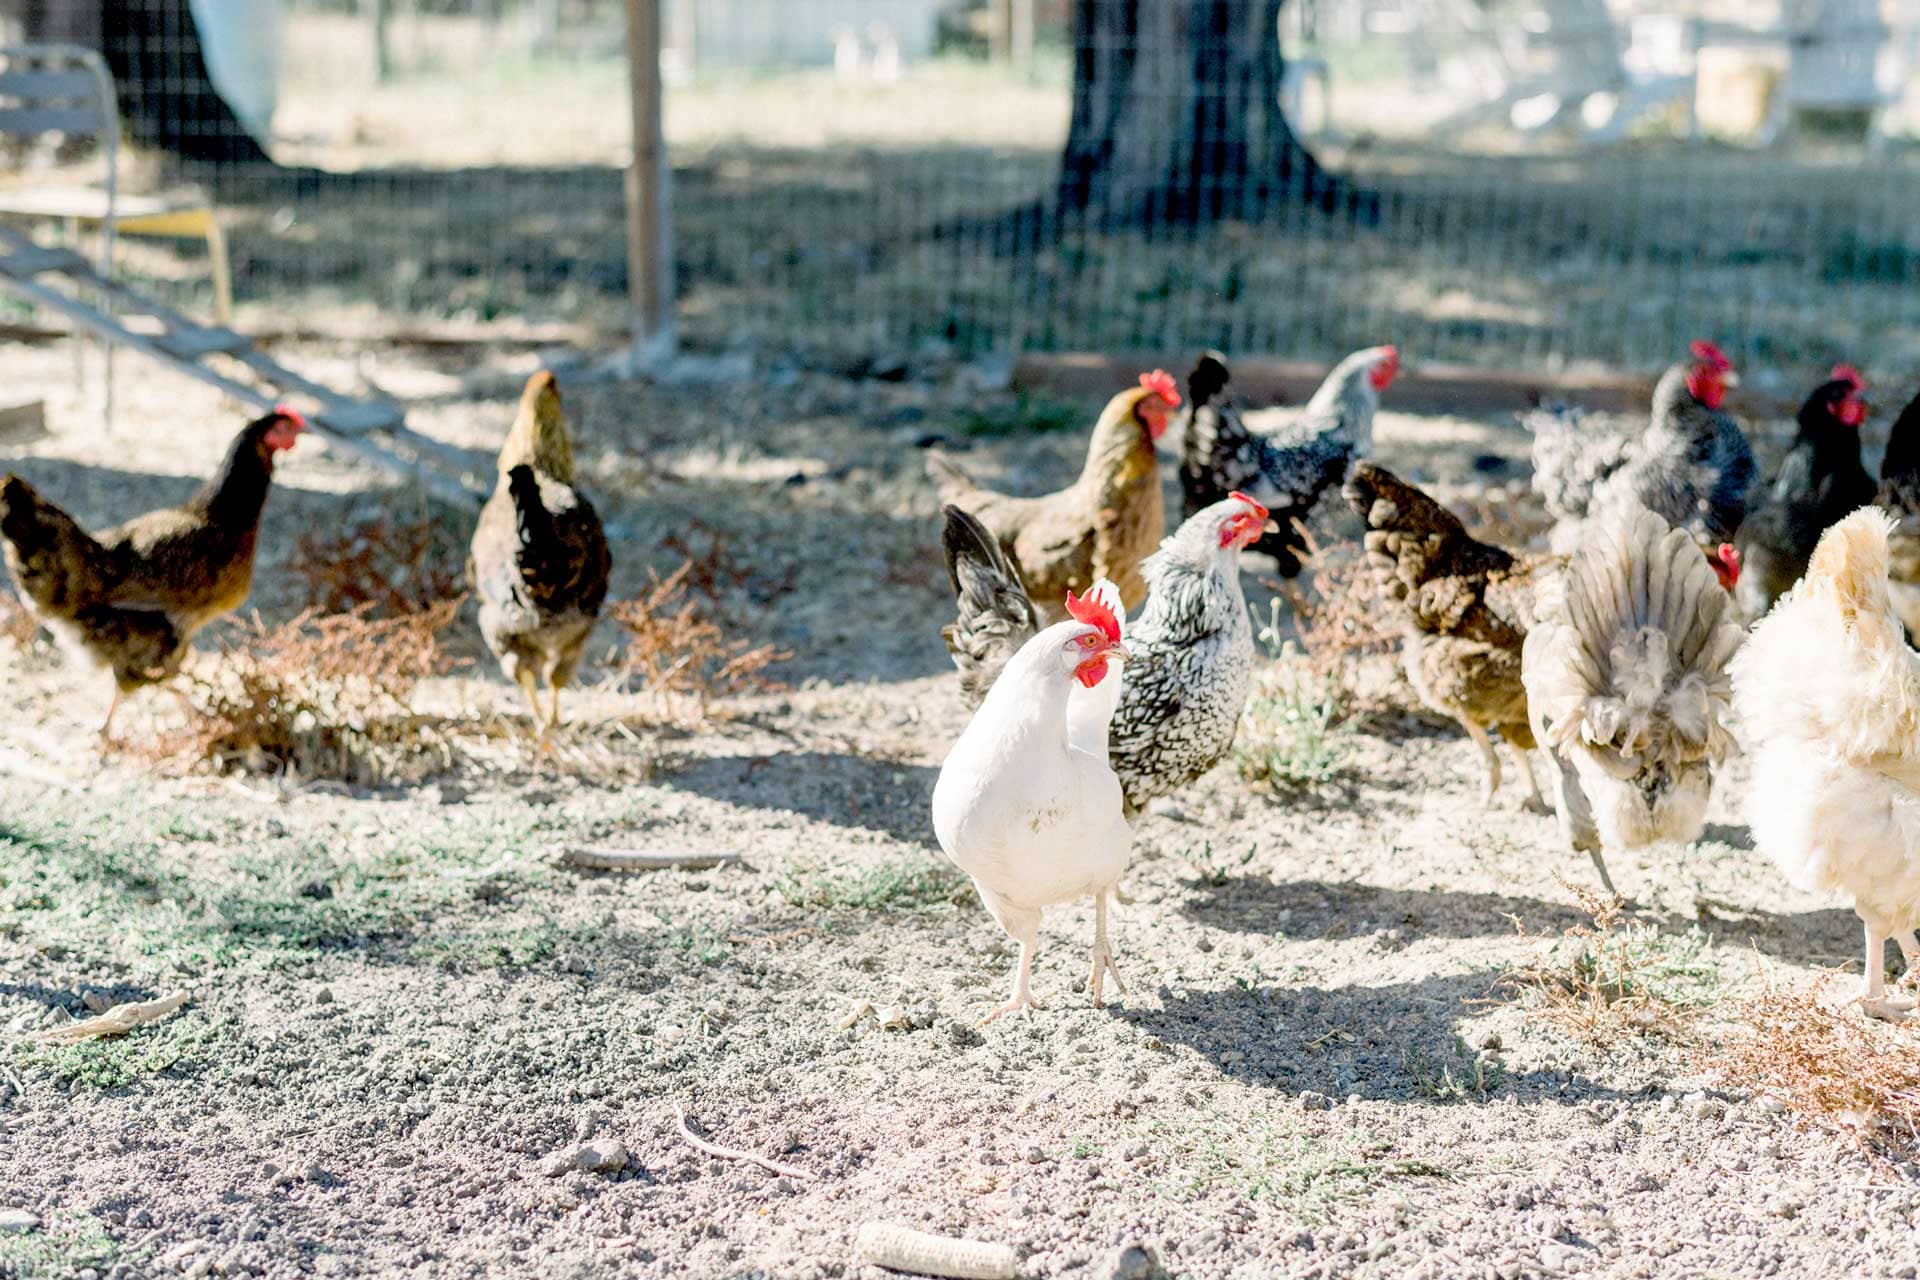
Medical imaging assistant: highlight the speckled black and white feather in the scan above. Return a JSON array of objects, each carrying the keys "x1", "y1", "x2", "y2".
[
  {"x1": 1107, "y1": 499, "x2": 1258, "y2": 816},
  {"x1": 1177, "y1": 348, "x2": 1388, "y2": 576}
]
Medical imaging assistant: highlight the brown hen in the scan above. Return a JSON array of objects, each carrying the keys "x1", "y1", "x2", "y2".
[
  {"x1": 1343, "y1": 461, "x2": 1553, "y2": 808},
  {"x1": 926, "y1": 372, "x2": 1179, "y2": 618},
  {"x1": 0, "y1": 407, "x2": 307, "y2": 736}
]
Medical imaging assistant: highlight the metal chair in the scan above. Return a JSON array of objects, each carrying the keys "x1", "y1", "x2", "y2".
[{"x1": 0, "y1": 43, "x2": 236, "y2": 425}]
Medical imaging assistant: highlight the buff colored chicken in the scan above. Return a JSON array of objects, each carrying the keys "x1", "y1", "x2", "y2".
[
  {"x1": 1523, "y1": 506, "x2": 1747, "y2": 895},
  {"x1": 1733, "y1": 508, "x2": 1920, "y2": 1020},
  {"x1": 927, "y1": 372, "x2": 1179, "y2": 616}
]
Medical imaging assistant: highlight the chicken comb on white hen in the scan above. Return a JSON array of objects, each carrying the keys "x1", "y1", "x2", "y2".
[
  {"x1": 1524, "y1": 506, "x2": 1745, "y2": 895},
  {"x1": 1733, "y1": 507, "x2": 1920, "y2": 1020},
  {"x1": 931, "y1": 578, "x2": 1132, "y2": 1021}
]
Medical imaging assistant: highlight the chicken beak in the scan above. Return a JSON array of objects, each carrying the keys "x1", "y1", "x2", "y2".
[
  {"x1": 1262, "y1": 519, "x2": 1280, "y2": 535},
  {"x1": 1722, "y1": 370, "x2": 1742, "y2": 388},
  {"x1": 1103, "y1": 642, "x2": 1132, "y2": 664}
]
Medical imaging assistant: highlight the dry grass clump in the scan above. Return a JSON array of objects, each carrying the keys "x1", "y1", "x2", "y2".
[
  {"x1": 290, "y1": 515, "x2": 466, "y2": 617},
  {"x1": 144, "y1": 601, "x2": 466, "y2": 782},
  {"x1": 608, "y1": 560, "x2": 789, "y2": 720},
  {"x1": 1702, "y1": 977, "x2": 1920, "y2": 1160},
  {"x1": 1500, "y1": 880, "x2": 1720, "y2": 1044},
  {"x1": 661, "y1": 519, "x2": 797, "y2": 607},
  {"x1": 1269, "y1": 538, "x2": 1407, "y2": 719}
]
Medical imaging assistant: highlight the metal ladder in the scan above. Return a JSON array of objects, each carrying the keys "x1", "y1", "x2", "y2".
[{"x1": 0, "y1": 224, "x2": 483, "y2": 508}]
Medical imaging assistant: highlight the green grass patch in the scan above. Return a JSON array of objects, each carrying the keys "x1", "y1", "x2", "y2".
[
  {"x1": 0, "y1": 1211, "x2": 120, "y2": 1278},
  {"x1": 16, "y1": 1014, "x2": 228, "y2": 1091},
  {"x1": 775, "y1": 858, "x2": 974, "y2": 913}
]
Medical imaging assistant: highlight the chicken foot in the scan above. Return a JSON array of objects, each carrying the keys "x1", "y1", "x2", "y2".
[
  {"x1": 983, "y1": 929, "x2": 1042, "y2": 1024},
  {"x1": 98, "y1": 688, "x2": 122, "y2": 739},
  {"x1": 514, "y1": 668, "x2": 549, "y2": 745},
  {"x1": 1861, "y1": 920, "x2": 1915, "y2": 1022},
  {"x1": 1512, "y1": 745, "x2": 1548, "y2": 815},
  {"x1": 1087, "y1": 890, "x2": 1128, "y2": 1009}
]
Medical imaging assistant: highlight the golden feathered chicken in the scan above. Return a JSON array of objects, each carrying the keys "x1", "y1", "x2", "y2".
[
  {"x1": 0, "y1": 406, "x2": 307, "y2": 735},
  {"x1": 469, "y1": 372, "x2": 611, "y2": 738},
  {"x1": 1523, "y1": 507, "x2": 1746, "y2": 895},
  {"x1": 926, "y1": 371, "x2": 1179, "y2": 617},
  {"x1": 1344, "y1": 462, "x2": 1552, "y2": 808},
  {"x1": 1733, "y1": 509, "x2": 1920, "y2": 1020}
]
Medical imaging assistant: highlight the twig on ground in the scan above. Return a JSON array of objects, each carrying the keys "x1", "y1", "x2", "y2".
[
  {"x1": 855, "y1": 1222, "x2": 1019, "y2": 1280},
  {"x1": 562, "y1": 847, "x2": 741, "y2": 872},
  {"x1": 0, "y1": 1064, "x2": 25, "y2": 1099},
  {"x1": 673, "y1": 1103, "x2": 816, "y2": 1181},
  {"x1": 38, "y1": 991, "x2": 189, "y2": 1043}
]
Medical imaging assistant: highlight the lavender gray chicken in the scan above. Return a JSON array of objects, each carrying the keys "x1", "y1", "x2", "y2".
[
  {"x1": 939, "y1": 493, "x2": 1275, "y2": 817},
  {"x1": 1176, "y1": 346, "x2": 1399, "y2": 577},
  {"x1": 1529, "y1": 340, "x2": 1757, "y2": 554}
]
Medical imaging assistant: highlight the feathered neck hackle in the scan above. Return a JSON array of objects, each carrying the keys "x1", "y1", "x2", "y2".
[
  {"x1": 497, "y1": 371, "x2": 575, "y2": 483},
  {"x1": 1078, "y1": 385, "x2": 1159, "y2": 483}
]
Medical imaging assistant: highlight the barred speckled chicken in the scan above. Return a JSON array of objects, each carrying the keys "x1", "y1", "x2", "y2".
[
  {"x1": 1529, "y1": 340, "x2": 1757, "y2": 553},
  {"x1": 1177, "y1": 346, "x2": 1397, "y2": 576},
  {"x1": 939, "y1": 493, "x2": 1274, "y2": 818}
]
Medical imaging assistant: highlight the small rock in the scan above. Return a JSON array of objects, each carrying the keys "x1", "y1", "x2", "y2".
[
  {"x1": 576, "y1": 1139, "x2": 628, "y2": 1175},
  {"x1": 0, "y1": 1209, "x2": 40, "y2": 1234},
  {"x1": 1683, "y1": 1092, "x2": 1725, "y2": 1121},
  {"x1": 312, "y1": 988, "x2": 335, "y2": 1006},
  {"x1": 1477, "y1": 1030, "x2": 1503, "y2": 1052},
  {"x1": 1765, "y1": 1196, "x2": 1801, "y2": 1219},
  {"x1": 1753, "y1": 1095, "x2": 1787, "y2": 1116},
  {"x1": 1105, "y1": 1243, "x2": 1164, "y2": 1280},
  {"x1": 1025, "y1": 1146, "x2": 1049, "y2": 1164},
  {"x1": 1121, "y1": 1143, "x2": 1148, "y2": 1161},
  {"x1": 1299, "y1": 1091, "x2": 1334, "y2": 1111},
  {"x1": 298, "y1": 880, "x2": 333, "y2": 901},
  {"x1": 1539, "y1": 1242, "x2": 1585, "y2": 1272}
]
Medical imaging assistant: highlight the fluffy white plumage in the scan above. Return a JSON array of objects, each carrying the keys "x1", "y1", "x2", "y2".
[
  {"x1": 931, "y1": 579, "x2": 1133, "y2": 1020},
  {"x1": 1732, "y1": 507, "x2": 1920, "y2": 1019},
  {"x1": 1523, "y1": 506, "x2": 1745, "y2": 893}
]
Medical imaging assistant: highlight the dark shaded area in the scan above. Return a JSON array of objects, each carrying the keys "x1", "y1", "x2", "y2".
[
  {"x1": 1179, "y1": 875, "x2": 1590, "y2": 940},
  {"x1": 666, "y1": 751, "x2": 941, "y2": 846}
]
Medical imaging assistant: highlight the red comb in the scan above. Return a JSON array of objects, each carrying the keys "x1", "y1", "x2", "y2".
[
  {"x1": 1228, "y1": 490, "x2": 1270, "y2": 520},
  {"x1": 1139, "y1": 369, "x2": 1180, "y2": 408},
  {"x1": 273, "y1": 403, "x2": 308, "y2": 429},
  {"x1": 1064, "y1": 588, "x2": 1122, "y2": 644},
  {"x1": 1831, "y1": 363, "x2": 1865, "y2": 390},
  {"x1": 1689, "y1": 340, "x2": 1732, "y2": 370}
]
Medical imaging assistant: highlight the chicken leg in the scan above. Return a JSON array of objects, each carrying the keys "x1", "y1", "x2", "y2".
[
  {"x1": 1463, "y1": 720, "x2": 1501, "y2": 807},
  {"x1": 1862, "y1": 920, "x2": 1914, "y2": 1022},
  {"x1": 1087, "y1": 889, "x2": 1127, "y2": 1008},
  {"x1": 1512, "y1": 744, "x2": 1548, "y2": 815},
  {"x1": 982, "y1": 904, "x2": 1042, "y2": 1024},
  {"x1": 98, "y1": 687, "x2": 122, "y2": 739},
  {"x1": 514, "y1": 667, "x2": 547, "y2": 742}
]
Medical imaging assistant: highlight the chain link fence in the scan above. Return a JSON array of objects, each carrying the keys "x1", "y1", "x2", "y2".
[{"x1": 5, "y1": 0, "x2": 1920, "y2": 380}]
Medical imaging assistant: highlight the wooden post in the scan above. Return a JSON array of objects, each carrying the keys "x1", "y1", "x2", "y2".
[{"x1": 624, "y1": 0, "x2": 673, "y2": 358}]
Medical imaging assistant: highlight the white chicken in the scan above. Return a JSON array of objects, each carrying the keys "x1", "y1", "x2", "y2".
[
  {"x1": 931, "y1": 581, "x2": 1133, "y2": 1021},
  {"x1": 1732, "y1": 508, "x2": 1920, "y2": 1021}
]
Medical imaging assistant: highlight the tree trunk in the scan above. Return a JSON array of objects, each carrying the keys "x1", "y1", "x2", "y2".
[
  {"x1": 98, "y1": 0, "x2": 273, "y2": 166},
  {"x1": 1056, "y1": 0, "x2": 1352, "y2": 226}
]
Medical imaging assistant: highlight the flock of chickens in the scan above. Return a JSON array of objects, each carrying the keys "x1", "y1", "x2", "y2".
[
  {"x1": 4, "y1": 345, "x2": 1920, "y2": 1025},
  {"x1": 927, "y1": 343, "x2": 1920, "y2": 1025}
]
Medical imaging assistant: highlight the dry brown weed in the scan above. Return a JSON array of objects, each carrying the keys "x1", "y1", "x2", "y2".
[
  {"x1": 139, "y1": 601, "x2": 466, "y2": 782},
  {"x1": 291, "y1": 515, "x2": 466, "y2": 617},
  {"x1": 1702, "y1": 975, "x2": 1920, "y2": 1161},
  {"x1": 608, "y1": 560, "x2": 789, "y2": 720}
]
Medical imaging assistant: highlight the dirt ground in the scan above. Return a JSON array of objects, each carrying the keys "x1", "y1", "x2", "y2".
[{"x1": 0, "y1": 340, "x2": 1916, "y2": 1280}]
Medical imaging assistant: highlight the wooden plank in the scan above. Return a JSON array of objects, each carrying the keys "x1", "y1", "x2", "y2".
[
  {"x1": 153, "y1": 326, "x2": 252, "y2": 360},
  {"x1": 0, "y1": 269, "x2": 479, "y2": 510},
  {"x1": 1012, "y1": 351, "x2": 1657, "y2": 415}
]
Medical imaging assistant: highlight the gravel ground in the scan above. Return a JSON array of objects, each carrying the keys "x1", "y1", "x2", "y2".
[{"x1": 0, "y1": 340, "x2": 1915, "y2": 1280}]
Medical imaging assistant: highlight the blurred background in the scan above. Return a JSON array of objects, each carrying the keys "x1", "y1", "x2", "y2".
[{"x1": 4, "y1": 0, "x2": 1920, "y2": 382}]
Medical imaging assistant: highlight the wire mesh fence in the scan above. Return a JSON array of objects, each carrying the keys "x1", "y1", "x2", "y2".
[{"x1": 5, "y1": 0, "x2": 1920, "y2": 380}]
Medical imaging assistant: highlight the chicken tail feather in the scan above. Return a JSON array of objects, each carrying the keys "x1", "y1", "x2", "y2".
[
  {"x1": 0, "y1": 474, "x2": 114, "y2": 618},
  {"x1": 940, "y1": 504, "x2": 1038, "y2": 708}
]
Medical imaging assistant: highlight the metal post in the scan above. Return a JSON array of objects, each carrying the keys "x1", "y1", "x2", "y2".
[{"x1": 624, "y1": 0, "x2": 674, "y2": 362}]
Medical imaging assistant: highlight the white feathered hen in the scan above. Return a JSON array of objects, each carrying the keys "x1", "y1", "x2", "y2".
[
  {"x1": 1523, "y1": 506, "x2": 1746, "y2": 895},
  {"x1": 1733, "y1": 508, "x2": 1920, "y2": 1020},
  {"x1": 931, "y1": 580, "x2": 1133, "y2": 1021}
]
